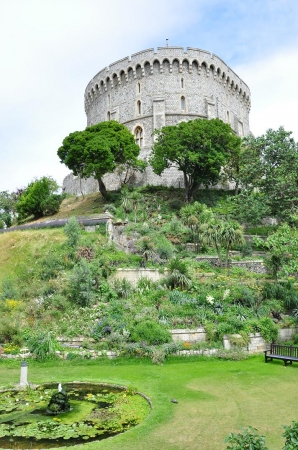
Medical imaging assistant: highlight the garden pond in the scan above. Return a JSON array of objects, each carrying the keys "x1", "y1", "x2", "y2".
[{"x1": 0, "y1": 382, "x2": 151, "y2": 449}]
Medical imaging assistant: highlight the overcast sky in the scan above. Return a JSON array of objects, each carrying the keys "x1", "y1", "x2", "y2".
[{"x1": 1, "y1": 0, "x2": 298, "y2": 192}]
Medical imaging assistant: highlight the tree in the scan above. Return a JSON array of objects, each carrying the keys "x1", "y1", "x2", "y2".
[
  {"x1": 180, "y1": 201, "x2": 214, "y2": 252},
  {"x1": 57, "y1": 121, "x2": 146, "y2": 201},
  {"x1": 255, "y1": 224, "x2": 298, "y2": 279},
  {"x1": 150, "y1": 118, "x2": 241, "y2": 202},
  {"x1": 239, "y1": 127, "x2": 298, "y2": 221},
  {"x1": 232, "y1": 191, "x2": 271, "y2": 226},
  {"x1": 202, "y1": 218, "x2": 244, "y2": 268},
  {"x1": 0, "y1": 191, "x2": 15, "y2": 228},
  {"x1": 16, "y1": 177, "x2": 63, "y2": 222}
]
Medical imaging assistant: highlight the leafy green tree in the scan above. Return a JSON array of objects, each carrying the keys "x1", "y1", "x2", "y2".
[
  {"x1": 220, "y1": 138, "x2": 245, "y2": 195},
  {"x1": 255, "y1": 223, "x2": 298, "y2": 279},
  {"x1": 16, "y1": 176, "x2": 63, "y2": 222},
  {"x1": 57, "y1": 121, "x2": 146, "y2": 201},
  {"x1": 0, "y1": 191, "x2": 16, "y2": 228},
  {"x1": 232, "y1": 192, "x2": 271, "y2": 226},
  {"x1": 150, "y1": 118, "x2": 241, "y2": 202},
  {"x1": 240, "y1": 127, "x2": 298, "y2": 221}
]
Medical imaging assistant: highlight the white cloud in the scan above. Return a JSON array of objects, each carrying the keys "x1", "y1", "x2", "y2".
[{"x1": 235, "y1": 48, "x2": 298, "y2": 140}]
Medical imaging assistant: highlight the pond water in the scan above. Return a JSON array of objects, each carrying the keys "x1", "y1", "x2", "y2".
[{"x1": 0, "y1": 382, "x2": 151, "y2": 449}]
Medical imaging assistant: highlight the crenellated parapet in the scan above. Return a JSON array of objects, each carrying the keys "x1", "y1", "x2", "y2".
[{"x1": 84, "y1": 47, "x2": 251, "y2": 114}]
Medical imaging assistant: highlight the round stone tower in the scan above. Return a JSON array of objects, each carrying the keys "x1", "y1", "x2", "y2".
[{"x1": 63, "y1": 47, "x2": 251, "y2": 195}]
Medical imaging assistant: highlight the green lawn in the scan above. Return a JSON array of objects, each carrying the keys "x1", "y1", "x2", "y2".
[{"x1": 0, "y1": 355, "x2": 296, "y2": 450}]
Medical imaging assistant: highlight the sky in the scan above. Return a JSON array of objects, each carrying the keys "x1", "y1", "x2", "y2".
[{"x1": 1, "y1": 0, "x2": 298, "y2": 192}]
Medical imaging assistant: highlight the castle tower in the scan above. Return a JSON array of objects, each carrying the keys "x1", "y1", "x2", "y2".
[{"x1": 63, "y1": 47, "x2": 251, "y2": 195}]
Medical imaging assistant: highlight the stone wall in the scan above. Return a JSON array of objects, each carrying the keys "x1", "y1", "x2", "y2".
[
  {"x1": 171, "y1": 328, "x2": 206, "y2": 343},
  {"x1": 195, "y1": 256, "x2": 266, "y2": 274},
  {"x1": 110, "y1": 268, "x2": 167, "y2": 286},
  {"x1": 175, "y1": 329, "x2": 298, "y2": 353}
]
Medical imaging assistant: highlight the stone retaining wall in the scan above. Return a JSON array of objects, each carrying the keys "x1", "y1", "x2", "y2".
[
  {"x1": 110, "y1": 268, "x2": 167, "y2": 286},
  {"x1": 195, "y1": 256, "x2": 266, "y2": 274},
  {"x1": 171, "y1": 328, "x2": 206, "y2": 343}
]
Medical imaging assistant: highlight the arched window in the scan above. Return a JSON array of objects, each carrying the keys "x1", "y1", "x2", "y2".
[
  {"x1": 181, "y1": 96, "x2": 185, "y2": 111},
  {"x1": 134, "y1": 126, "x2": 143, "y2": 147},
  {"x1": 181, "y1": 78, "x2": 184, "y2": 88},
  {"x1": 137, "y1": 82, "x2": 141, "y2": 93},
  {"x1": 226, "y1": 111, "x2": 230, "y2": 123},
  {"x1": 107, "y1": 111, "x2": 111, "y2": 121},
  {"x1": 137, "y1": 100, "x2": 141, "y2": 115}
]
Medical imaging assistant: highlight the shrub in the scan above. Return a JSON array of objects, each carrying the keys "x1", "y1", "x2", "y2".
[
  {"x1": 231, "y1": 284, "x2": 259, "y2": 308},
  {"x1": 225, "y1": 426, "x2": 268, "y2": 450},
  {"x1": 63, "y1": 217, "x2": 82, "y2": 249},
  {"x1": 67, "y1": 259, "x2": 94, "y2": 307},
  {"x1": 40, "y1": 194, "x2": 63, "y2": 216},
  {"x1": 248, "y1": 317, "x2": 278, "y2": 343},
  {"x1": 42, "y1": 294, "x2": 71, "y2": 312},
  {"x1": 120, "y1": 342, "x2": 153, "y2": 358},
  {"x1": 262, "y1": 281, "x2": 298, "y2": 311},
  {"x1": 168, "y1": 198, "x2": 184, "y2": 211},
  {"x1": 167, "y1": 257, "x2": 192, "y2": 289},
  {"x1": 156, "y1": 236, "x2": 174, "y2": 260},
  {"x1": 113, "y1": 278, "x2": 134, "y2": 299},
  {"x1": 0, "y1": 318, "x2": 23, "y2": 345},
  {"x1": 130, "y1": 320, "x2": 172, "y2": 345},
  {"x1": 0, "y1": 278, "x2": 19, "y2": 301},
  {"x1": 169, "y1": 290, "x2": 195, "y2": 305},
  {"x1": 104, "y1": 204, "x2": 117, "y2": 214},
  {"x1": 283, "y1": 421, "x2": 298, "y2": 450},
  {"x1": 39, "y1": 253, "x2": 65, "y2": 280},
  {"x1": 26, "y1": 332, "x2": 60, "y2": 360},
  {"x1": 151, "y1": 347, "x2": 166, "y2": 365},
  {"x1": 239, "y1": 242, "x2": 253, "y2": 257},
  {"x1": 216, "y1": 348, "x2": 249, "y2": 361}
]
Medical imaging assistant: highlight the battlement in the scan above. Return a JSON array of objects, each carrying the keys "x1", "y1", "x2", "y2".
[{"x1": 85, "y1": 47, "x2": 250, "y2": 108}]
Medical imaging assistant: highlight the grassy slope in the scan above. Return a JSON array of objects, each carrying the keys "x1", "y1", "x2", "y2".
[
  {"x1": 0, "y1": 229, "x2": 65, "y2": 286},
  {"x1": 0, "y1": 356, "x2": 295, "y2": 450}
]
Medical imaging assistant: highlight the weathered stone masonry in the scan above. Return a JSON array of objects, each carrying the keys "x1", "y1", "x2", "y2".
[{"x1": 63, "y1": 47, "x2": 251, "y2": 195}]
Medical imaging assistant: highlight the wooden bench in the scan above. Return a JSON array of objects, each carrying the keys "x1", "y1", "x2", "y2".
[{"x1": 264, "y1": 343, "x2": 298, "y2": 366}]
